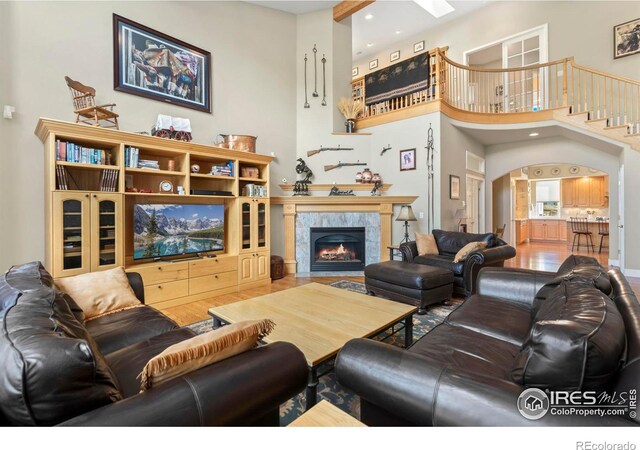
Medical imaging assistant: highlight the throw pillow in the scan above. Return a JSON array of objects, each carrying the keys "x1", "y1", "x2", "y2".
[
  {"x1": 453, "y1": 241, "x2": 488, "y2": 263},
  {"x1": 415, "y1": 232, "x2": 438, "y2": 256},
  {"x1": 55, "y1": 267, "x2": 141, "y2": 320},
  {"x1": 139, "y1": 319, "x2": 276, "y2": 392}
]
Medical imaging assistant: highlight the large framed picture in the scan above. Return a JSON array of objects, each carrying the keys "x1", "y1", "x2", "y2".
[
  {"x1": 113, "y1": 14, "x2": 212, "y2": 113},
  {"x1": 450, "y1": 175, "x2": 461, "y2": 200},
  {"x1": 614, "y1": 17, "x2": 640, "y2": 59},
  {"x1": 399, "y1": 148, "x2": 416, "y2": 171}
]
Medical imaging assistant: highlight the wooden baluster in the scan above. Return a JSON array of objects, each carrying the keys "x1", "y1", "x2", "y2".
[{"x1": 435, "y1": 52, "x2": 441, "y2": 101}]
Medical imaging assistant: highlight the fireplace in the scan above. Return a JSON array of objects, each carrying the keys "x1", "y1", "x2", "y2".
[{"x1": 310, "y1": 227, "x2": 365, "y2": 272}]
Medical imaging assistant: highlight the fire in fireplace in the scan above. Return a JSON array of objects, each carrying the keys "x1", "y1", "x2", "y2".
[{"x1": 310, "y1": 227, "x2": 365, "y2": 272}]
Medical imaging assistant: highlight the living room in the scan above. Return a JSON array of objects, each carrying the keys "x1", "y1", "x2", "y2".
[{"x1": 1, "y1": 0, "x2": 639, "y2": 444}]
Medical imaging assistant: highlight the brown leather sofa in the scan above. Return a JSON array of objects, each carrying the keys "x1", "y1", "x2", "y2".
[
  {"x1": 336, "y1": 256, "x2": 640, "y2": 426},
  {"x1": 399, "y1": 229, "x2": 516, "y2": 297},
  {"x1": 0, "y1": 262, "x2": 308, "y2": 426}
]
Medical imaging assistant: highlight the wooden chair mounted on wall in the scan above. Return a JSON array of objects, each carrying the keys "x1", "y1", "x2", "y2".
[{"x1": 65, "y1": 76, "x2": 119, "y2": 129}]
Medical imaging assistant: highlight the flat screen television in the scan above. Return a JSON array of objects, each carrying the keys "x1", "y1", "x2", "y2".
[{"x1": 133, "y1": 203, "x2": 224, "y2": 260}]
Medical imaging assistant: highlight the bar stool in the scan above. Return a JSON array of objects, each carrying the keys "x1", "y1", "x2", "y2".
[
  {"x1": 570, "y1": 217, "x2": 595, "y2": 253},
  {"x1": 598, "y1": 220, "x2": 609, "y2": 254}
]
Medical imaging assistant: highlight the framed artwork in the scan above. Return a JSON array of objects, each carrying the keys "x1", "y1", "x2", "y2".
[
  {"x1": 352, "y1": 66, "x2": 359, "y2": 77},
  {"x1": 369, "y1": 59, "x2": 379, "y2": 70},
  {"x1": 450, "y1": 175, "x2": 461, "y2": 200},
  {"x1": 390, "y1": 50, "x2": 400, "y2": 62},
  {"x1": 113, "y1": 14, "x2": 212, "y2": 113},
  {"x1": 414, "y1": 40, "x2": 425, "y2": 53},
  {"x1": 614, "y1": 17, "x2": 640, "y2": 59},
  {"x1": 399, "y1": 148, "x2": 416, "y2": 171}
]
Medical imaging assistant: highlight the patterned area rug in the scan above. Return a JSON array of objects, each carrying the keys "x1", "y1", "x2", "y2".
[{"x1": 187, "y1": 280, "x2": 463, "y2": 426}]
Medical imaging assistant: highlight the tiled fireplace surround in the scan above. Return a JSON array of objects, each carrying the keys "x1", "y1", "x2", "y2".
[{"x1": 295, "y1": 213, "x2": 380, "y2": 274}]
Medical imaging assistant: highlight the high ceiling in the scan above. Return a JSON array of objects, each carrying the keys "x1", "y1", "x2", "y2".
[{"x1": 248, "y1": 1, "x2": 492, "y2": 60}]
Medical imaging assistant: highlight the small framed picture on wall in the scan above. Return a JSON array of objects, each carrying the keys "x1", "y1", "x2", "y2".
[
  {"x1": 614, "y1": 17, "x2": 640, "y2": 59},
  {"x1": 369, "y1": 59, "x2": 379, "y2": 70},
  {"x1": 450, "y1": 175, "x2": 461, "y2": 200},
  {"x1": 352, "y1": 67, "x2": 359, "y2": 77},
  {"x1": 399, "y1": 148, "x2": 416, "y2": 171},
  {"x1": 390, "y1": 50, "x2": 400, "y2": 62},
  {"x1": 414, "y1": 40, "x2": 425, "y2": 53}
]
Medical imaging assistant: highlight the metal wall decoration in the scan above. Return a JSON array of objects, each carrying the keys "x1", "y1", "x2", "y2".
[
  {"x1": 303, "y1": 54, "x2": 310, "y2": 108},
  {"x1": 293, "y1": 158, "x2": 313, "y2": 196},
  {"x1": 324, "y1": 161, "x2": 367, "y2": 172},
  {"x1": 307, "y1": 145, "x2": 354, "y2": 157},
  {"x1": 425, "y1": 123, "x2": 436, "y2": 232},
  {"x1": 380, "y1": 145, "x2": 392, "y2": 156},
  {"x1": 329, "y1": 186, "x2": 355, "y2": 196},
  {"x1": 312, "y1": 45, "x2": 319, "y2": 97},
  {"x1": 321, "y1": 54, "x2": 327, "y2": 106}
]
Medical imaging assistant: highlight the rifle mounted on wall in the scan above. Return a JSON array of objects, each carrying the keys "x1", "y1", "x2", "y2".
[
  {"x1": 323, "y1": 161, "x2": 367, "y2": 172},
  {"x1": 307, "y1": 145, "x2": 354, "y2": 157}
]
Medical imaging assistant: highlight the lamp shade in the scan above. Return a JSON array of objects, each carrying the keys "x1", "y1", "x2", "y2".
[
  {"x1": 396, "y1": 205, "x2": 417, "y2": 222},
  {"x1": 454, "y1": 207, "x2": 467, "y2": 220}
]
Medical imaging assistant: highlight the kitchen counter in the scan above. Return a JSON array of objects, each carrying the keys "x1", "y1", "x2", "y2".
[
  {"x1": 564, "y1": 218, "x2": 609, "y2": 223},
  {"x1": 528, "y1": 217, "x2": 565, "y2": 220}
]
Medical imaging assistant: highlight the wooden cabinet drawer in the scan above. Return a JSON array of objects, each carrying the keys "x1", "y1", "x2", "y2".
[
  {"x1": 130, "y1": 262, "x2": 189, "y2": 286},
  {"x1": 145, "y1": 279, "x2": 189, "y2": 305},
  {"x1": 189, "y1": 256, "x2": 238, "y2": 278},
  {"x1": 189, "y1": 271, "x2": 238, "y2": 295}
]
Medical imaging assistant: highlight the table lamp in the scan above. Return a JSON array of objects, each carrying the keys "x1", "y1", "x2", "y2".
[
  {"x1": 454, "y1": 207, "x2": 467, "y2": 232},
  {"x1": 396, "y1": 205, "x2": 417, "y2": 243}
]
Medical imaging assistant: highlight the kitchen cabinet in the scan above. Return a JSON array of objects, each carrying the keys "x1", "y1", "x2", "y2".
[
  {"x1": 561, "y1": 176, "x2": 608, "y2": 208},
  {"x1": 529, "y1": 220, "x2": 565, "y2": 242}
]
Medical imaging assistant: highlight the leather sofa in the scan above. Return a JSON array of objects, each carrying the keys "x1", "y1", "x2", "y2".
[
  {"x1": 0, "y1": 262, "x2": 308, "y2": 426},
  {"x1": 400, "y1": 229, "x2": 516, "y2": 297},
  {"x1": 336, "y1": 256, "x2": 640, "y2": 426}
]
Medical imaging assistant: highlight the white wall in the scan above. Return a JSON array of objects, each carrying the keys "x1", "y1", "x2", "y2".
[
  {"x1": 354, "y1": 1, "x2": 640, "y2": 81},
  {"x1": 622, "y1": 147, "x2": 640, "y2": 274},
  {"x1": 485, "y1": 136, "x2": 621, "y2": 262},
  {"x1": 0, "y1": 1, "x2": 297, "y2": 271}
]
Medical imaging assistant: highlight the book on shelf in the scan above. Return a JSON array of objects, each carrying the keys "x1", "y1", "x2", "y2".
[
  {"x1": 56, "y1": 140, "x2": 111, "y2": 165},
  {"x1": 99, "y1": 169, "x2": 119, "y2": 192},
  {"x1": 125, "y1": 146, "x2": 140, "y2": 168},
  {"x1": 137, "y1": 159, "x2": 160, "y2": 170},
  {"x1": 56, "y1": 165, "x2": 69, "y2": 190}
]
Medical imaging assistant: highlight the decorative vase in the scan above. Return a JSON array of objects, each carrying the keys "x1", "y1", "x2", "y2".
[
  {"x1": 355, "y1": 171, "x2": 363, "y2": 183},
  {"x1": 191, "y1": 164, "x2": 200, "y2": 173},
  {"x1": 372, "y1": 173, "x2": 382, "y2": 184},
  {"x1": 362, "y1": 168, "x2": 372, "y2": 183},
  {"x1": 345, "y1": 119, "x2": 356, "y2": 133}
]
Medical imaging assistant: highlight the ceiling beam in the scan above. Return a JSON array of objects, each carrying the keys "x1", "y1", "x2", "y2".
[{"x1": 333, "y1": 1, "x2": 375, "y2": 22}]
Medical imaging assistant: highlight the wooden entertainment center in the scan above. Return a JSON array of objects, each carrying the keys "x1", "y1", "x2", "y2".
[{"x1": 36, "y1": 118, "x2": 272, "y2": 309}]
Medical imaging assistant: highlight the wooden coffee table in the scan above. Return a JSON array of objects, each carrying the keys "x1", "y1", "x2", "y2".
[
  {"x1": 208, "y1": 283, "x2": 416, "y2": 410},
  {"x1": 288, "y1": 400, "x2": 365, "y2": 427}
]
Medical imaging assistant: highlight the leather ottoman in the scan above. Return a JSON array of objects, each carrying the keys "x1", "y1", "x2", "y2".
[
  {"x1": 270, "y1": 255, "x2": 285, "y2": 280},
  {"x1": 364, "y1": 261, "x2": 454, "y2": 314}
]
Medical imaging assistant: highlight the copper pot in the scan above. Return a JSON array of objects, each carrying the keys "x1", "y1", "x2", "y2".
[{"x1": 215, "y1": 134, "x2": 257, "y2": 153}]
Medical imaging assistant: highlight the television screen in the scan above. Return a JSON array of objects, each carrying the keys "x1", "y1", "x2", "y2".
[{"x1": 133, "y1": 204, "x2": 224, "y2": 260}]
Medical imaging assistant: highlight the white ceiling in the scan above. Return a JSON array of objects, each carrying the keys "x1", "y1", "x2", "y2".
[
  {"x1": 245, "y1": 1, "x2": 339, "y2": 15},
  {"x1": 352, "y1": 1, "x2": 491, "y2": 59},
  {"x1": 247, "y1": 1, "x2": 492, "y2": 60}
]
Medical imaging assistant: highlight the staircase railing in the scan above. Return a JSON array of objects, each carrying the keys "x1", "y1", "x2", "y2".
[
  {"x1": 354, "y1": 47, "x2": 640, "y2": 135},
  {"x1": 568, "y1": 59, "x2": 640, "y2": 132}
]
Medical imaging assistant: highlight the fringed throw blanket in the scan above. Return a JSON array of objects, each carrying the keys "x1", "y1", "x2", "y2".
[{"x1": 365, "y1": 53, "x2": 431, "y2": 105}]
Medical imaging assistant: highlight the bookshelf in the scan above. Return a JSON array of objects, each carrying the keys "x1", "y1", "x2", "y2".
[{"x1": 37, "y1": 118, "x2": 273, "y2": 309}]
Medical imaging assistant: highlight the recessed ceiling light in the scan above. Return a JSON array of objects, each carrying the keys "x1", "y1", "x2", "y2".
[
  {"x1": 367, "y1": 43, "x2": 374, "y2": 47},
  {"x1": 395, "y1": 30, "x2": 402, "y2": 35},
  {"x1": 529, "y1": 132, "x2": 539, "y2": 137},
  {"x1": 413, "y1": 0, "x2": 455, "y2": 18},
  {"x1": 365, "y1": 14, "x2": 373, "y2": 20}
]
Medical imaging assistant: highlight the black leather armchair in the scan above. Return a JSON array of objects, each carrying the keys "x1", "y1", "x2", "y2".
[
  {"x1": 400, "y1": 230, "x2": 516, "y2": 297},
  {"x1": 336, "y1": 261, "x2": 640, "y2": 427}
]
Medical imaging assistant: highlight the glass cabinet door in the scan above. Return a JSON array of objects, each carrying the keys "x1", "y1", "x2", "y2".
[
  {"x1": 256, "y1": 200, "x2": 267, "y2": 250},
  {"x1": 54, "y1": 192, "x2": 91, "y2": 277},
  {"x1": 241, "y1": 201, "x2": 252, "y2": 251},
  {"x1": 91, "y1": 194, "x2": 121, "y2": 271}
]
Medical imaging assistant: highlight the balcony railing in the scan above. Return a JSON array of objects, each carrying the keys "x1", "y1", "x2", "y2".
[{"x1": 354, "y1": 47, "x2": 640, "y2": 134}]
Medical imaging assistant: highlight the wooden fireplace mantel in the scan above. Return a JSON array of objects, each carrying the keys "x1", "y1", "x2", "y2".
[{"x1": 271, "y1": 195, "x2": 418, "y2": 274}]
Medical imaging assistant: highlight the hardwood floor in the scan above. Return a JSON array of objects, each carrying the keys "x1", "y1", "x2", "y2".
[{"x1": 161, "y1": 242, "x2": 640, "y2": 326}]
